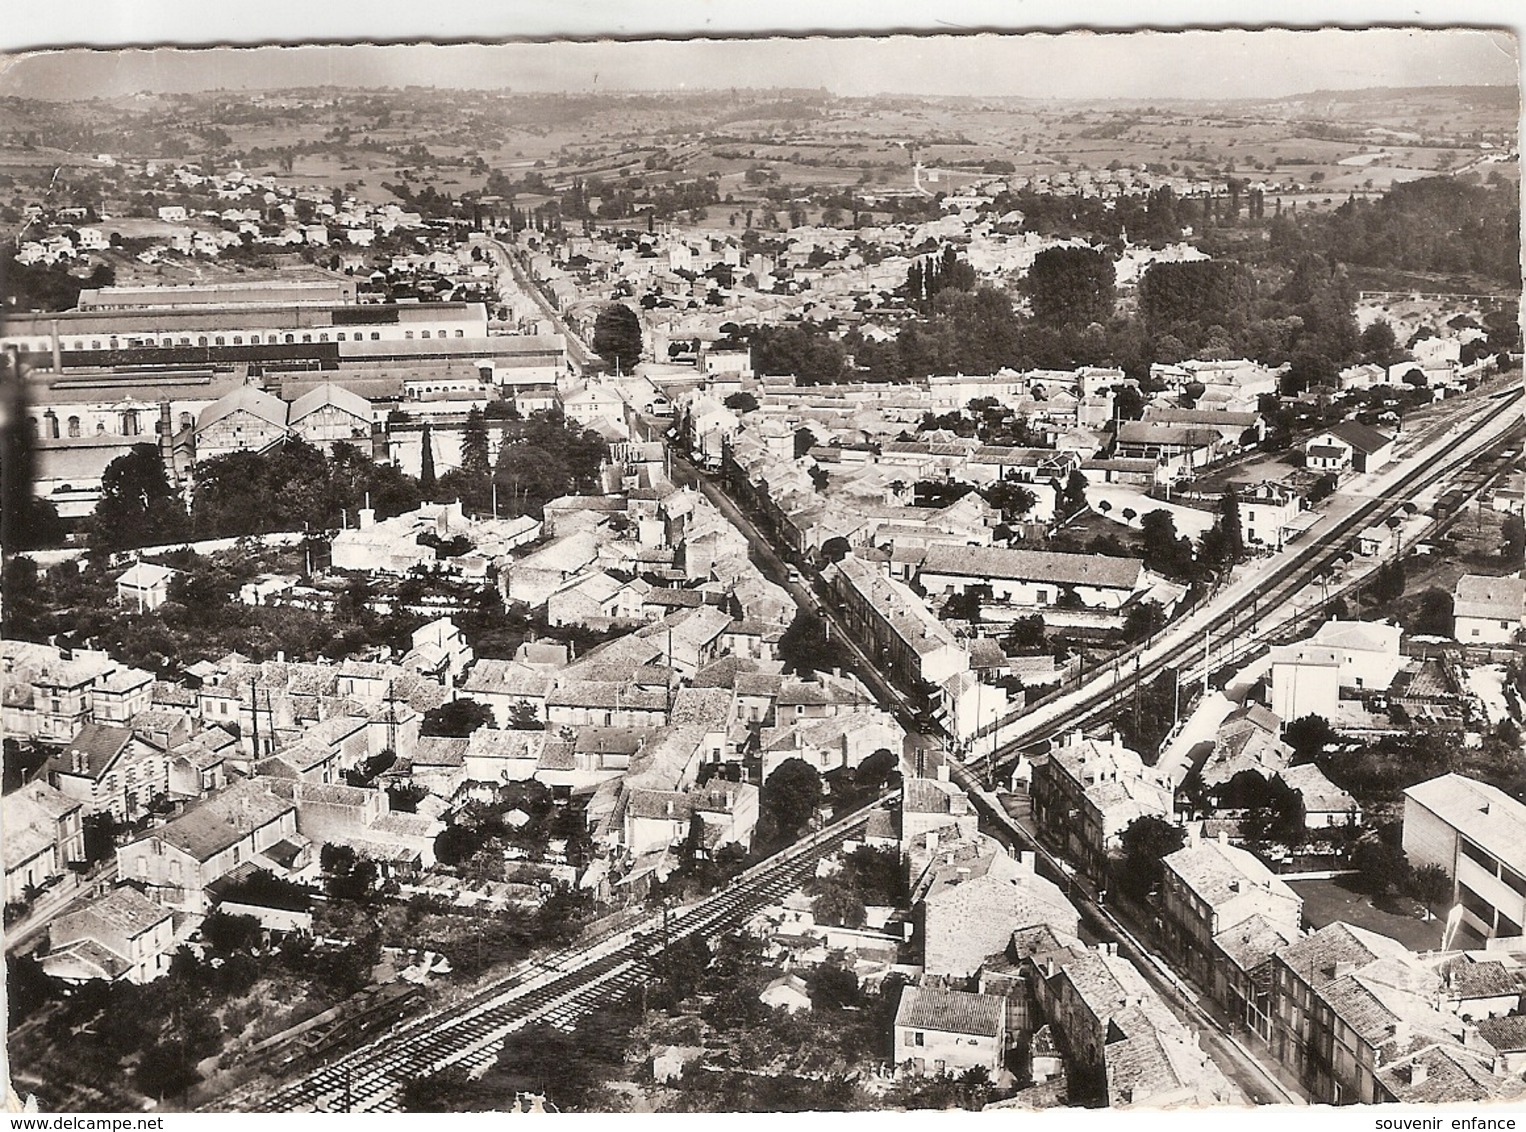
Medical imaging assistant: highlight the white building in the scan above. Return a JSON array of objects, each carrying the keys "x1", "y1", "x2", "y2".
[
  {"x1": 1453, "y1": 575, "x2": 1526, "y2": 645},
  {"x1": 893, "y1": 984, "x2": 1006, "y2": 1077},
  {"x1": 1403, "y1": 774, "x2": 1526, "y2": 942}
]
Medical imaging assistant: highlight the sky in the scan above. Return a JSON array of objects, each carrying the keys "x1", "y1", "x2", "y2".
[{"x1": 0, "y1": 25, "x2": 1518, "y2": 103}]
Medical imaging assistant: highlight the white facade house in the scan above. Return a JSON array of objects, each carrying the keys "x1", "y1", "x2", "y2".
[
  {"x1": 917, "y1": 545, "x2": 1147, "y2": 612},
  {"x1": 893, "y1": 984, "x2": 1007, "y2": 1077},
  {"x1": 1453, "y1": 574, "x2": 1526, "y2": 645},
  {"x1": 1237, "y1": 482, "x2": 1304, "y2": 552}
]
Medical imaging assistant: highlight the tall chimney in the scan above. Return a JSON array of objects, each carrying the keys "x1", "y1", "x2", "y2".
[{"x1": 51, "y1": 319, "x2": 62, "y2": 374}]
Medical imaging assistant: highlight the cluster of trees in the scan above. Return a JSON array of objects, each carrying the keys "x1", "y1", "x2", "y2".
[
  {"x1": 86, "y1": 409, "x2": 609, "y2": 557},
  {"x1": 1116, "y1": 814, "x2": 1186, "y2": 902},
  {"x1": 731, "y1": 175, "x2": 1518, "y2": 393},
  {"x1": 757, "y1": 757, "x2": 825, "y2": 849},
  {"x1": 806, "y1": 844, "x2": 906, "y2": 928},
  {"x1": 1273, "y1": 175, "x2": 1521, "y2": 289},
  {"x1": 1, "y1": 251, "x2": 115, "y2": 311},
  {"x1": 433, "y1": 780, "x2": 591, "y2": 870},
  {"x1": 1021, "y1": 246, "x2": 1116, "y2": 328},
  {"x1": 8, "y1": 914, "x2": 383, "y2": 1107},
  {"x1": 320, "y1": 843, "x2": 382, "y2": 903},
  {"x1": 84, "y1": 440, "x2": 422, "y2": 555},
  {"x1": 450, "y1": 411, "x2": 609, "y2": 521},
  {"x1": 1134, "y1": 494, "x2": 1245, "y2": 590},
  {"x1": 2, "y1": 545, "x2": 420, "y2": 675},
  {"x1": 905, "y1": 246, "x2": 978, "y2": 314},
  {"x1": 190, "y1": 439, "x2": 422, "y2": 543},
  {"x1": 992, "y1": 183, "x2": 1187, "y2": 247}
]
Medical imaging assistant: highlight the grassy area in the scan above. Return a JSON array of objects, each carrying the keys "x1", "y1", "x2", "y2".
[{"x1": 1288, "y1": 875, "x2": 1445, "y2": 952}]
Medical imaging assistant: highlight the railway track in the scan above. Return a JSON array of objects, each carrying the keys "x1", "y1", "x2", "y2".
[
  {"x1": 238, "y1": 807, "x2": 875, "y2": 1113},
  {"x1": 965, "y1": 388, "x2": 1525, "y2": 772}
]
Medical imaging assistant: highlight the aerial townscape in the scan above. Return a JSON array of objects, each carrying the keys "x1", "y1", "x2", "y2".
[{"x1": 2, "y1": 29, "x2": 1524, "y2": 1116}]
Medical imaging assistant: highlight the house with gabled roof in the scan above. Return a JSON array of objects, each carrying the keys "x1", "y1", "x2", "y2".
[
  {"x1": 462, "y1": 658, "x2": 556, "y2": 729},
  {"x1": 3, "y1": 781, "x2": 85, "y2": 905},
  {"x1": 893, "y1": 984, "x2": 1007, "y2": 1077},
  {"x1": 115, "y1": 561, "x2": 177, "y2": 611},
  {"x1": 1304, "y1": 421, "x2": 1395, "y2": 476},
  {"x1": 759, "y1": 708, "x2": 902, "y2": 783},
  {"x1": 286, "y1": 381, "x2": 373, "y2": 450},
  {"x1": 1031, "y1": 732, "x2": 1173, "y2": 881},
  {"x1": 1269, "y1": 921, "x2": 1461, "y2": 1104},
  {"x1": 1451, "y1": 573, "x2": 1525, "y2": 644},
  {"x1": 1160, "y1": 832, "x2": 1302, "y2": 1038},
  {"x1": 47, "y1": 721, "x2": 170, "y2": 822},
  {"x1": 117, "y1": 779, "x2": 302, "y2": 912},
  {"x1": 1374, "y1": 1041, "x2": 1526, "y2": 1105},
  {"x1": 915, "y1": 838, "x2": 1079, "y2": 980},
  {"x1": 1033, "y1": 940, "x2": 1240, "y2": 1107},
  {"x1": 42, "y1": 886, "x2": 177, "y2": 985},
  {"x1": 917, "y1": 544, "x2": 1148, "y2": 613},
  {"x1": 195, "y1": 382, "x2": 291, "y2": 459}
]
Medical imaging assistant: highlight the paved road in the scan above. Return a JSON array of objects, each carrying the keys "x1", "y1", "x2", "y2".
[
  {"x1": 484, "y1": 236, "x2": 598, "y2": 375},
  {"x1": 669, "y1": 451, "x2": 924, "y2": 729}
]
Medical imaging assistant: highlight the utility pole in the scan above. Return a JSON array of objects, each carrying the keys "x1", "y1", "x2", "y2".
[{"x1": 1202, "y1": 628, "x2": 1210, "y2": 696}]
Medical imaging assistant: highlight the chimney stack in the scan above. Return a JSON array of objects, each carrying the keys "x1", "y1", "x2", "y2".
[{"x1": 1409, "y1": 1061, "x2": 1427, "y2": 1086}]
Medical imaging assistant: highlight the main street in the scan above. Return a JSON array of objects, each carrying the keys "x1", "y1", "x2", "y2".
[{"x1": 483, "y1": 234, "x2": 598, "y2": 375}]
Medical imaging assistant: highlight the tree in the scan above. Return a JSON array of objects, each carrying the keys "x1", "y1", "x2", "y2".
[
  {"x1": 89, "y1": 443, "x2": 188, "y2": 552},
  {"x1": 1122, "y1": 600, "x2": 1166, "y2": 643},
  {"x1": 983, "y1": 479, "x2": 1037, "y2": 523},
  {"x1": 421, "y1": 697, "x2": 494, "y2": 737},
  {"x1": 806, "y1": 962, "x2": 862, "y2": 1011},
  {"x1": 1503, "y1": 513, "x2": 1525, "y2": 568},
  {"x1": 1360, "y1": 319, "x2": 1400, "y2": 366},
  {"x1": 811, "y1": 885, "x2": 867, "y2": 929},
  {"x1": 647, "y1": 933, "x2": 711, "y2": 1012},
  {"x1": 82, "y1": 811, "x2": 121, "y2": 864},
  {"x1": 944, "y1": 588, "x2": 983, "y2": 624},
  {"x1": 1060, "y1": 469, "x2": 1088, "y2": 518},
  {"x1": 1117, "y1": 815, "x2": 1185, "y2": 902},
  {"x1": 418, "y1": 421, "x2": 437, "y2": 496},
  {"x1": 1284, "y1": 714, "x2": 1337, "y2": 761},
  {"x1": 200, "y1": 910, "x2": 263, "y2": 955},
  {"x1": 400, "y1": 1066, "x2": 474, "y2": 1112},
  {"x1": 1022, "y1": 246, "x2": 1116, "y2": 327},
  {"x1": 592, "y1": 302, "x2": 642, "y2": 373},
  {"x1": 1411, "y1": 863, "x2": 1452, "y2": 920},
  {"x1": 1352, "y1": 834, "x2": 1410, "y2": 898},
  {"x1": 820, "y1": 536, "x2": 851, "y2": 564},
  {"x1": 1140, "y1": 510, "x2": 1195, "y2": 581},
  {"x1": 461, "y1": 406, "x2": 491, "y2": 482},
  {"x1": 1006, "y1": 613, "x2": 1046, "y2": 653},
  {"x1": 724, "y1": 391, "x2": 759, "y2": 413},
  {"x1": 854, "y1": 748, "x2": 899, "y2": 792},
  {"x1": 1412, "y1": 588, "x2": 1453, "y2": 637},
  {"x1": 763, "y1": 758, "x2": 824, "y2": 839},
  {"x1": 508, "y1": 700, "x2": 544, "y2": 730},
  {"x1": 1372, "y1": 557, "x2": 1407, "y2": 604},
  {"x1": 778, "y1": 610, "x2": 852, "y2": 677}
]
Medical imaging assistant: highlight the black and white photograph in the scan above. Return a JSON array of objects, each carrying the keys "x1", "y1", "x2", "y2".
[{"x1": 1, "y1": 12, "x2": 1523, "y2": 1116}]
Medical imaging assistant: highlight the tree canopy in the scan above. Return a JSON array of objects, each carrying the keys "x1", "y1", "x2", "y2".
[
  {"x1": 592, "y1": 302, "x2": 643, "y2": 372},
  {"x1": 1022, "y1": 245, "x2": 1116, "y2": 327},
  {"x1": 89, "y1": 444, "x2": 189, "y2": 553}
]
